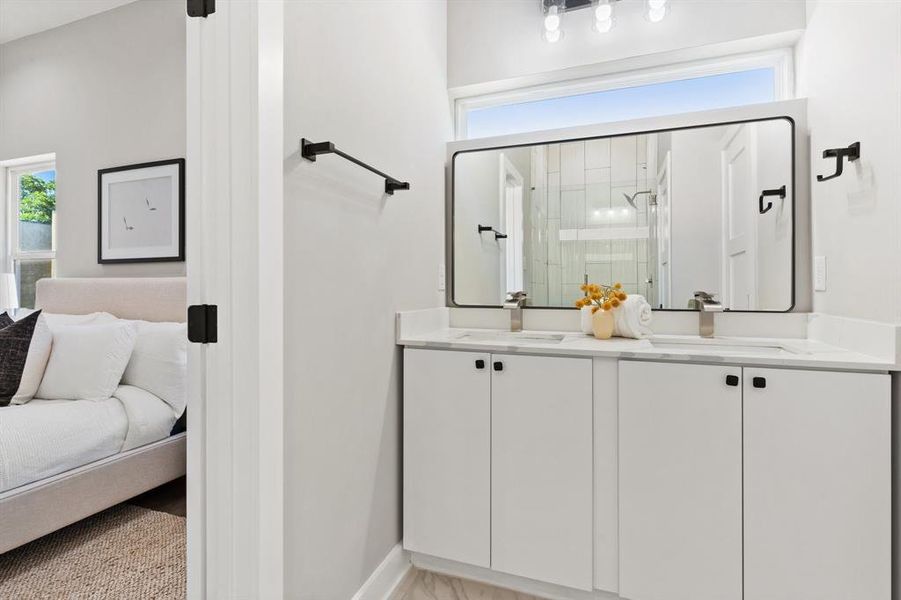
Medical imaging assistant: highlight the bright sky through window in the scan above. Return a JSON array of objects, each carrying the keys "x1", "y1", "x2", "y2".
[{"x1": 466, "y1": 68, "x2": 776, "y2": 139}]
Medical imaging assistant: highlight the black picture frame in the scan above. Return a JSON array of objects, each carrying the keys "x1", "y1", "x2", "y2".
[{"x1": 97, "y1": 158, "x2": 185, "y2": 264}]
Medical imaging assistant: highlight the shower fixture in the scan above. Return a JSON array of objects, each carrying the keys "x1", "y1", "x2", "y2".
[{"x1": 622, "y1": 190, "x2": 657, "y2": 209}]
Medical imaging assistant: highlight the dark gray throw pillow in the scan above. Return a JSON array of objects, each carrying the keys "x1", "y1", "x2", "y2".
[{"x1": 0, "y1": 310, "x2": 41, "y2": 407}]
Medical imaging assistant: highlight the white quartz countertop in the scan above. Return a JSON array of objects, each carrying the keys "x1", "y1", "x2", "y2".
[{"x1": 398, "y1": 328, "x2": 898, "y2": 373}]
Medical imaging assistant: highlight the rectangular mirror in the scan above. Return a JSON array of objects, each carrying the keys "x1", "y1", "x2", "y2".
[{"x1": 451, "y1": 117, "x2": 794, "y2": 311}]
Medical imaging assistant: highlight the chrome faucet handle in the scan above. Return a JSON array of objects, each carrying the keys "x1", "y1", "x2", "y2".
[
  {"x1": 504, "y1": 291, "x2": 528, "y2": 307},
  {"x1": 693, "y1": 290, "x2": 718, "y2": 303}
]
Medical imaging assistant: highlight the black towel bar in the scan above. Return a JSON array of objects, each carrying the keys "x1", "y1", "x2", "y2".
[
  {"x1": 301, "y1": 138, "x2": 410, "y2": 195},
  {"x1": 478, "y1": 224, "x2": 507, "y2": 240}
]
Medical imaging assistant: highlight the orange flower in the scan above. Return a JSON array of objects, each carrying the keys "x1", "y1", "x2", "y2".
[
  {"x1": 611, "y1": 298, "x2": 621, "y2": 308},
  {"x1": 617, "y1": 292, "x2": 627, "y2": 301},
  {"x1": 591, "y1": 306, "x2": 600, "y2": 314},
  {"x1": 579, "y1": 284, "x2": 589, "y2": 292},
  {"x1": 613, "y1": 282, "x2": 622, "y2": 289}
]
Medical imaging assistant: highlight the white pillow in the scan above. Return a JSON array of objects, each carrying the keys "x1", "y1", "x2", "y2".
[
  {"x1": 8, "y1": 312, "x2": 52, "y2": 405},
  {"x1": 36, "y1": 321, "x2": 138, "y2": 402},
  {"x1": 42, "y1": 311, "x2": 117, "y2": 333},
  {"x1": 121, "y1": 321, "x2": 187, "y2": 416}
]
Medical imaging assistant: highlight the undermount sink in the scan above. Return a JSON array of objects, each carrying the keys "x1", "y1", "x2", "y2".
[
  {"x1": 453, "y1": 330, "x2": 566, "y2": 344},
  {"x1": 648, "y1": 337, "x2": 798, "y2": 356}
]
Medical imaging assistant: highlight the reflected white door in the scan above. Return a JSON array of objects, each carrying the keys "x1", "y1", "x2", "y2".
[
  {"x1": 721, "y1": 125, "x2": 757, "y2": 310},
  {"x1": 654, "y1": 152, "x2": 672, "y2": 308},
  {"x1": 499, "y1": 154, "x2": 524, "y2": 296}
]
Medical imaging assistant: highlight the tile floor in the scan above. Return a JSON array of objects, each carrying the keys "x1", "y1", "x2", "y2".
[{"x1": 390, "y1": 569, "x2": 545, "y2": 600}]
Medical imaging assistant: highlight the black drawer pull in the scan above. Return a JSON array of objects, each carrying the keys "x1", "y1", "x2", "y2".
[
  {"x1": 726, "y1": 375, "x2": 739, "y2": 387},
  {"x1": 753, "y1": 376, "x2": 767, "y2": 389},
  {"x1": 493, "y1": 361, "x2": 503, "y2": 372},
  {"x1": 475, "y1": 359, "x2": 485, "y2": 370}
]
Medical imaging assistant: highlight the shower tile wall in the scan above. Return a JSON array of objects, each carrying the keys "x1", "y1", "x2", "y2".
[{"x1": 529, "y1": 136, "x2": 654, "y2": 307}]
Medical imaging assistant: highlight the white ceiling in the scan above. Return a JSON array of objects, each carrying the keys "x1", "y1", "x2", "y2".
[{"x1": 0, "y1": 0, "x2": 140, "y2": 45}]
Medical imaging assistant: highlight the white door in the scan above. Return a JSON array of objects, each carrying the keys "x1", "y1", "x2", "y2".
[
  {"x1": 743, "y1": 368, "x2": 891, "y2": 600},
  {"x1": 721, "y1": 124, "x2": 757, "y2": 309},
  {"x1": 187, "y1": 2, "x2": 285, "y2": 597},
  {"x1": 403, "y1": 349, "x2": 491, "y2": 567},
  {"x1": 619, "y1": 361, "x2": 742, "y2": 600},
  {"x1": 491, "y1": 354, "x2": 593, "y2": 590}
]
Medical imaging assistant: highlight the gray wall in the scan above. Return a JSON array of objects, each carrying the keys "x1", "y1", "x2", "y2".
[
  {"x1": 283, "y1": 1, "x2": 450, "y2": 598},
  {"x1": 0, "y1": 0, "x2": 185, "y2": 277}
]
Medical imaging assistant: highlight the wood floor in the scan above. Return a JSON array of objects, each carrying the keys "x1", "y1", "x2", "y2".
[
  {"x1": 128, "y1": 476, "x2": 186, "y2": 517},
  {"x1": 390, "y1": 569, "x2": 546, "y2": 600}
]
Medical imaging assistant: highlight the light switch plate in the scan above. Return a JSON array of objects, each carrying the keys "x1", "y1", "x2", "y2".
[
  {"x1": 437, "y1": 263, "x2": 446, "y2": 292},
  {"x1": 814, "y1": 256, "x2": 827, "y2": 291}
]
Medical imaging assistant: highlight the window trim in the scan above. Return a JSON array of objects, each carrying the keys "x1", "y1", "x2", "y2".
[
  {"x1": 1, "y1": 154, "x2": 58, "y2": 302},
  {"x1": 454, "y1": 48, "x2": 794, "y2": 140}
]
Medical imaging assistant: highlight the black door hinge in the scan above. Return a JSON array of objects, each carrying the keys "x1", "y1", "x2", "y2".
[
  {"x1": 187, "y1": 0, "x2": 216, "y2": 18},
  {"x1": 188, "y1": 304, "x2": 218, "y2": 344}
]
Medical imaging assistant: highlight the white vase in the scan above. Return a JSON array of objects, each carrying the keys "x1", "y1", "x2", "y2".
[{"x1": 580, "y1": 305, "x2": 595, "y2": 335}]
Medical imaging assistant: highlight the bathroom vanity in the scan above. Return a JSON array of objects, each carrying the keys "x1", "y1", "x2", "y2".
[
  {"x1": 408, "y1": 98, "x2": 894, "y2": 599},
  {"x1": 399, "y1": 323, "x2": 893, "y2": 600}
]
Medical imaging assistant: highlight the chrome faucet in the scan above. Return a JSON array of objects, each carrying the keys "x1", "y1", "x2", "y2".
[
  {"x1": 504, "y1": 291, "x2": 528, "y2": 332},
  {"x1": 689, "y1": 291, "x2": 723, "y2": 338}
]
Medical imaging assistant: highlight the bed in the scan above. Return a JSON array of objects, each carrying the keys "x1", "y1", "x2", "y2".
[{"x1": 0, "y1": 277, "x2": 187, "y2": 554}]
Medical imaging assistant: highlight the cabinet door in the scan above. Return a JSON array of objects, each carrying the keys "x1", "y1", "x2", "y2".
[
  {"x1": 744, "y1": 368, "x2": 890, "y2": 600},
  {"x1": 619, "y1": 361, "x2": 742, "y2": 600},
  {"x1": 403, "y1": 348, "x2": 490, "y2": 567},
  {"x1": 491, "y1": 354, "x2": 593, "y2": 591}
]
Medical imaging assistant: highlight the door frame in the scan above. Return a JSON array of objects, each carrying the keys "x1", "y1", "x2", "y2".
[{"x1": 186, "y1": 1, "x2": 285, "y2": 597}]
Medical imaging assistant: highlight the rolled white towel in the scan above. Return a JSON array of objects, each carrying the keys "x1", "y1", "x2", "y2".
[{"x1": 613, "y1": 295, "x2": 653, "y2": 339}]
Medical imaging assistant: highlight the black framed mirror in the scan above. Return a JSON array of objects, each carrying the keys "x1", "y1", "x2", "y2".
[{"x1": 449, "y1": 115, "x2": 796, "y2": 312}]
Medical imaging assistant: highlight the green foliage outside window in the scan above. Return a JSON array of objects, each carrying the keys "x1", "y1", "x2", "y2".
[{"x1": 19, "y1": 174, "x2": 56, "y2": 224}]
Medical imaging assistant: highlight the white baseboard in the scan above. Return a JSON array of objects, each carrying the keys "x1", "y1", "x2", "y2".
[
  {"x1": 411, "y1": 552, "x2": 619, "y2": 600},
  {"x1": 353, "y1": 544, "x2": 412, "y2": 600}
]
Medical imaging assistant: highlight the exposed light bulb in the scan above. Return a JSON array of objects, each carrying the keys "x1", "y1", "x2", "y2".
[
  {"x1": 648, "y1": 0, "x2": 667, "y2": 9},
  {"x1": 595, "y1": 3, "x2": 612, "y2": 20},
  {"x1": 648, "y1": 6, "x2": 666, "y2": 22},
  {"x1": 544, "y1": 28, "x2": 562, "y2": 43},
  {"x1": 544, "y1": 5, "x2": 561, "y2": 30},
  {"x1": 544, "y1": 13, "x2": 561, "y2": 31}
]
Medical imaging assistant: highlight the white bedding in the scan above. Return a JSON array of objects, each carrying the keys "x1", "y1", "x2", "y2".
[{"x1": 0, "y1": 387, "x2": 178, "y2": 494}]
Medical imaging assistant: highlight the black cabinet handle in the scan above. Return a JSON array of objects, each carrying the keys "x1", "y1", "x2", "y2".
[
  {"x1": 475, "y1": 359, "x2": 485, "y2": 370},
  {"x1": 493, "y1": 361, "x2": 503, "y2": 372},
  {"x1": 753, "y1": 376, "x2": 767, "y2": 389},
  {"x1": 726, "y1": 375, "x2": 739, "y2": 387}
]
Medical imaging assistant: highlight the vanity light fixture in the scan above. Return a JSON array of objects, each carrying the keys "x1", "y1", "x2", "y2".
[
  {"x1": 543, "y1": 0, "x2": 664, "y2": 40},
  {"x1": 646, "y1": 0, "x2": 668, "y2": 23}
]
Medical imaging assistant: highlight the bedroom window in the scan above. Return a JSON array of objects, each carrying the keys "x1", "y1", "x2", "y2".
[{"x1": 4, "y1": 157, "x2": 57, "y2": 308}]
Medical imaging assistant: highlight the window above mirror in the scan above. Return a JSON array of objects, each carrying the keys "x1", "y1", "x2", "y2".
[{"x1": 455, "y1": 49, "x2": 794, "y2": 140}]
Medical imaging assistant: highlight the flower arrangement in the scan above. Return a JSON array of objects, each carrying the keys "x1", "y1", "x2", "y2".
[{"x1": 575, "y1": 282, "x2": 628, "y2": 313}]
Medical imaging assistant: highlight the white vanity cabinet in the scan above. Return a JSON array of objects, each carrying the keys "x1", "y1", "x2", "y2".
[
  {"x1": 403, "y1": 348, "x2": 593, "y2": 590},
  {"x1": 743, "y1": 367, "x2": 891, "y2": 600},
  {"x1": 491, "y1": 353, "x2": 593, "y2": 591},
  {"x1": 403, "y1": 348, "x2": 491, "y2": 567},
  {"x1": 619, "y1": 361, "x2": 743, "y2": 600},
  {"x1": 619, "y1": 360, "x2": 891, "y2": 600}
]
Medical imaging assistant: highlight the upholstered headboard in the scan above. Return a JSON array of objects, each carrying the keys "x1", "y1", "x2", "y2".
[{"x1": 35, "y1": 277, "x2": 187, "y2": 323}]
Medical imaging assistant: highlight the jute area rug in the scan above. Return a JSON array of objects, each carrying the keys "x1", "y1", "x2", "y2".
[{"x1": 0, "y1": 504, "x2": 185, "y2": 599}]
